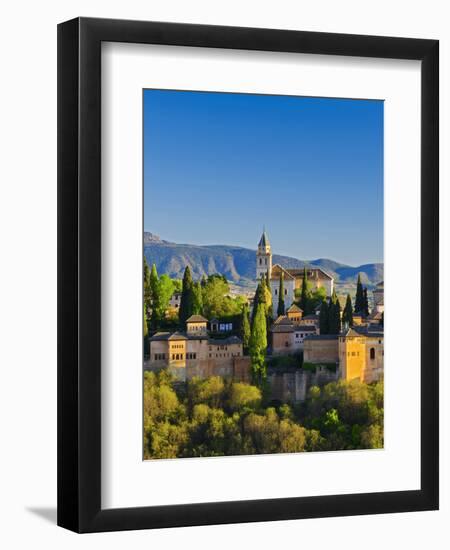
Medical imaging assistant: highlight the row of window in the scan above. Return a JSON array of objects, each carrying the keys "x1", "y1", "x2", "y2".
[
  {"x1": 209, "y1": 352, "x2": 241, "y2": 358},
  {"x1": 186, "y1": 353, "x2": 197, "y2": 360},
  {"x1": 343, "y1": 349, "x2": 377, "y2": 359},
  {"x1": 258, "y1": 258, "x2": 268, "y2": 265},
  {"x1": 171, "y1": 344, "x2": 183, "y2": 349},
  {"x1": 154, "y1": 353, "x2": 166, "y2": 360}
]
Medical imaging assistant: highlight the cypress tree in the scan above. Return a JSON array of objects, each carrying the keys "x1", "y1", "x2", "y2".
[
  {"x1": 149, "y1": 263, "x2": 162, "y2": 330},
  {"x1": 143, "y1": 303, "x2": 148, "y2": 338},
  {"x1": 299, "y1": 267, "x2": 312, "y2": 314},
  {"x1": 249, "y1": 301, "x2": 268, "y2": 387},
  {"x1": 355, "y1": 273, "x2": 364, "y2": 313},
  {"x1": 252, "y1": 277, "x2": 267, "y2": 324},
  {"x1": 179, "y1": 266, "x2": 195, "y2": 326},
  {"x1": 277, "y1": 272, "x2": 285, "y2": 316},
  {"x1": 342, "y1": 294, "x2": 354, "y2": 328},
  {"x1": 328, "y1": 290, "x2": 342, "y2": 334},
  {"x1": 143, "y1": 257, "x2": 151, "y2": 310},
  {"x1": 240, "y1": 303, "x2": 251, "y2": 354},
  {"x1": 363, "y1": 287, "x2": 370, "y2": 316},
  {"x1": 319, "y1": 300, "x2": 329, "y2": 334},
  {"x1": 264, "y1": 272, "x2": 273, "y2": 320},
  {"x1": 192, "y1": 281, "x2": 203, "y2": 316}
]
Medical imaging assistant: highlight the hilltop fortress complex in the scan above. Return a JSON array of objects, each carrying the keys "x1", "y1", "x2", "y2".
[{"x1": 146, "y1": 230, "x2": 384, "y2": 400}]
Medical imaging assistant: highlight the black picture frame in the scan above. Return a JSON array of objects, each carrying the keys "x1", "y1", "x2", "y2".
[{"x1": 57, "y1": 17, "x2": 439, "y2": 533}]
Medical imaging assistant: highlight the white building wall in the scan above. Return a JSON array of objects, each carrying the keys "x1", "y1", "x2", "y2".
[{"x1": 271, "y1": 279, "x2": 295, "y2": 315}]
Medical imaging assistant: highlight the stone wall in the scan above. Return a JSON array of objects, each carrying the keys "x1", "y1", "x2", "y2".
[
  {"x1": 267, "y1": 366, "x2": 339, "y2": 403},
  {"x1": 304, "y1": 337, "x2": 339, "y2": 364}
]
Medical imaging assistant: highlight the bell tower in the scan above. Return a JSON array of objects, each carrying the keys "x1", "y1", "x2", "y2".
[{"x1": 256, "y1": 229, "x2": 272, "y2": 281}]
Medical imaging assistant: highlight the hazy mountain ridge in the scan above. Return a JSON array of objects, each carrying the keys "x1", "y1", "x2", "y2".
[{"x1": 144, "y1": 232, "x2": 383, "y2": 289}]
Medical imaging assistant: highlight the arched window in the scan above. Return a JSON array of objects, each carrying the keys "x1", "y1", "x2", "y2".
[
  {"x1": 259, "y1": 258, "x2": 262, "y2": 265},
  {"x1": 370, "y1": 348, "x2": 376, "y2": 360},
  {"x1": 265, "y1": 258, "x2": 267, "y2": 265}
]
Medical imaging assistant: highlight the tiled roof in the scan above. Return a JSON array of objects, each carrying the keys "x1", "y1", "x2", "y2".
[
  {"x1": 150, "y1": 331, "x2": 188, "y2": 342},
  {"x1": 304, "y1": 334, "x2": 338, "y2": 341},
  {"x1": 273, "y1": 315, "x2": 292, "y2": 325},
  {"x1": 208, "y1": 335, "x2": 242, "y2": 345},
  {"x1": 294, "y1": 325, "x2": 316, "y2": 332},
  {"x1": 270, "y1": 264, "x2": 296, "y2": 281},
  {"x1": 342, "y1": 328, "x2": 362, "y2": 337},
  {"x1": 186, "y1": 314, "x2": 208, "y2": 323},
  {"x1": 284, "y1": 267, "x2": 334, "y2": 280},
  {"x1": 287, "y1": 304, "x2": 303, "y2": 313}
]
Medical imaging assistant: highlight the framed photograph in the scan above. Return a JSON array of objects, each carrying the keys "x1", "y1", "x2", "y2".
[{"x1": 57, "y1": 17, "x2": 439, "y2": 532}]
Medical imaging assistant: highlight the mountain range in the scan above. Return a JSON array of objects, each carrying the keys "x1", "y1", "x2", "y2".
[{"x1": 144, "y1": 232, "x2": 383, "y2": 291}]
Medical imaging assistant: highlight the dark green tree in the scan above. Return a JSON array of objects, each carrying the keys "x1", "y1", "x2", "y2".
[
  {"x1": 252, "y1": 276, "x2": 267, "y2": 324},
  {"x1": 143, "y1": 303, "x2": 148, "y2": 338},
  {"x1": 144, "y1": 257, "x2": 151, "y2": 310},
  {"x1": 328, "y1": 290, "x2": 342, "y2": 334},
  {"x1": 249, "y1": 301, "x2": 268, "y2": 387},
  {"x1": 192, "y1": 281, "x2": 204, "y2": 316},
  {"x1": 342, "y1": 294, "x2": 354, "y2": 328},
  {"x1": 277, "y1": 272, "x2": 285, "y2": 316},
  {"x1": 299, "y1": 267, "x2": 312, "y2": 314},
  {"x1": 319, "y1": 300, "x2": 329, "y2": 334},
  {"x1": 179, "y1": 266, "x2": 195, "y2": 326},
  {"x1": 149, "y1": 263, "x2": 163, "y2": 330},
  {"x1": 240, "y1": 303, "x2": 251, "y2": 354},
  {"x1": 363, "y1": 287, "x2": 370, "y2": 316},
  {"x1": 355, "y1": 273, "x2": 364, "y2": 313}
]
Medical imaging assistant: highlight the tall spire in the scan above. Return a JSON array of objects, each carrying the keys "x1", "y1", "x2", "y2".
[{"x1": 258, "y1": 227, "x2": 270, "y2": 248}]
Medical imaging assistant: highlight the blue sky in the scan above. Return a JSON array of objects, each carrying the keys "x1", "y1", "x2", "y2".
[{"x1": 143, "y1": 90, "x2": 383, "y2": 266}]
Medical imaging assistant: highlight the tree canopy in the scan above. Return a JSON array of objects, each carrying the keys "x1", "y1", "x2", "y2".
[{"x1": 143, "y1": 372, "x2": 384, "y2": 459}]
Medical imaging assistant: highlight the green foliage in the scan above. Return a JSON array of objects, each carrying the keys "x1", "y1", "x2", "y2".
[
  {"x1": 149, "y1": 264, "x2": 163, "y2": 330},
  {"x1": 228, "y1": 383, "x2": 262, "y2": 412},
  {"x1": 355, "y1": 273, "x2": 364, "y2": 313},
  {"x1": 188, "y1": 376, "x2": 225, "y2": 409},
  {"x1": 342, "y1": 293, "x2": 354, "y2": 328},
  {"x1": 363, "y1": 287, "x2": 370, "y2": 316},
  {"x1": 192, "y1": 281, "x2": 204, "y2": 316},
  {"x1": 201, "y1": 274, "x2": 244, "y2": 319},
  {"x1": 277, "y1": 272, "x2": 285, "y2": 316},
  {"x1": 159, "y1": 274, "x2": 175, "y2": 310},
  {"x1": 249, "y1": 302, "x2": 268, "y2": 386},
  {"x1": 179, "y1": 266, "x2": 195, "y2": 326},
  {"x1": 267, "y1": 353, "x2": 303, "y2": 369},
  {"x1": 143, "y1": 304, "x2": 148, "y2": 338},
  {"x1": 319, "y1": 300, "x2": 329, "y2": 334},
  {"x1": 240, "y1": 304, "x2": 251, "y2": 354},
  {"x1": 144, "y1": 257, "x2": 151, "y2": 310},
  {"x1": 298, "y1": 267, "x2": 313, "y2": 314},
  {"x1": 252, "y1": 277, "x2": 267, "y2": 323},
  {"x1": 302, "y1": 362, "x2": 336, "y2": 373},
  {"x1": 143, "y1": 374, "x2": 384, "y2": 459},
  {"x1": 328, "y1": 290, "x2": 341, "y2": 334}
]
